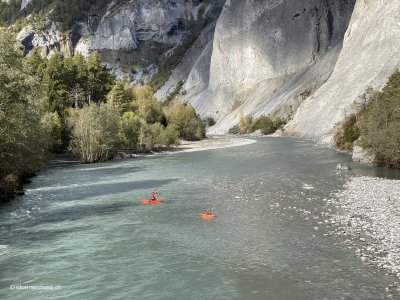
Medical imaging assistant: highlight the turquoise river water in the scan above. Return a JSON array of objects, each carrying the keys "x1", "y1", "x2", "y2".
[{"x1": 1, "y1": 137, "x2": 400, "y2": 299}]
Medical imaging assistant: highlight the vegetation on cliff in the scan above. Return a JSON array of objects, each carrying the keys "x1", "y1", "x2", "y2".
[
  {"x1": 0, "y1": 0, "x2": 129, "y2": 31},
  {"x1": 335, "y1": 70, "x2": 400, "y2": 168},
  {"x1": 229, "y1": 114, "x2": 286, "y2": 135}
]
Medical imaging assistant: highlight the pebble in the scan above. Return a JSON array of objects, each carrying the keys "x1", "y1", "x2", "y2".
[{"x1": 329, "y1": 176, "x2": 400, "y2": 280}]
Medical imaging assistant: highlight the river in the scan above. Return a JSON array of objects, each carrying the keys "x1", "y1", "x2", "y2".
[{"x1": 1, "y1": 137, "x2": 399, "y2": 299}]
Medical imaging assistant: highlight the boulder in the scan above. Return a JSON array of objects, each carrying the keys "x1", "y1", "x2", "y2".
[
  {"x1": 336, "y1": 163, "x2": 351, "y2": 170},
  {"x1": 352, "y1": 144, "x2": 375, "y2": 165}
]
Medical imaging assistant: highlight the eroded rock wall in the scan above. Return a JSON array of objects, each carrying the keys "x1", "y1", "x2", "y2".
[
  {"x1": 17, "y1": 0, "x2": 224, "y2": 82},
  {"x1": 182, "y1": 0, "x2": 356, "y2": 133},
  {"x1": 285, "y1": 0, "x2": 400, "y2": 143},
  {"x1": 76, "y1": 0, "x2": 225, "y2": 81}
]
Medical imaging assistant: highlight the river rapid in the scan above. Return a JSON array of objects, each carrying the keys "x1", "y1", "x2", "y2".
[{"x1": 1, "y1": 137, "x2": 399, "y2": 299}]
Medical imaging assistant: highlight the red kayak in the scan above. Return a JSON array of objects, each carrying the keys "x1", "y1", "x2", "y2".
[
  {"x1": 199, "y1": 213, "x2": 216, "y2": 219},
  {"x1": 141, "y1": 199, "x2": 164, "y2": 204}
]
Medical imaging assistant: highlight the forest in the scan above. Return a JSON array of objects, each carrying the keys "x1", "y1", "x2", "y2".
[{"x1": 0, "y1": 29, "x2": 206, "y2": 202}]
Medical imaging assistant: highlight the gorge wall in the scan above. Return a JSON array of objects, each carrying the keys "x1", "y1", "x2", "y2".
[
  {"x1": 18, "y1": 0, "x2": 225, "y2": 82},
  {"x1": 179, "y1": 0, "x2": 400, "y2": 143},
  {"x1": 180, "y1": 0, "x2": 357, "y2": 135},
  {"x1": 285, "y1": 0, "x2": 400, "y2": 142},
  {"x1": 16, "y1": 0, "x2": 400, "y2": 143}
]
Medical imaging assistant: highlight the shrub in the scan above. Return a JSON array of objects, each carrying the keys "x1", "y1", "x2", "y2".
[
  {"x1": 358, "y1": 71, "x2": 400, "y2": 167},
  {"x1": 205, "y1": 116, "x2": 216, "y2": 127},
  {"x1": 159, "y1": 124, "x2": 179, "y2": 147},
  {"x1": 41, "y1": 112, "x2": 64, "y2": 153},
  {"x1": 273, "y1": 117, "x2": 287, "y2": 130},
  {"x1": 239, "y1": 113, "x2": 254, "y2": 133},
  {"x1": 334, "y1": 114, "x2": 360, "y2": 151},
  {"x1": 68, "y1": 103, "x2": 120, "y2": 163},
  {"x1": 229, "y1": 114, "x2": 286, "y2": 135},
  {"x1": 0, "y1": 174, "x2": 22, "y2": 203},
  {"x1": 164, "y1": 101, "x2": 206, "y2": 141},
  {"x1": 132, "y1": 85, "x2": 164, "y2": 124},
  {"x1": 119, "y1": 111, "x2": 141, "y2": 149},
  {"x1": 138, "y1": 122, "x2": 163, "y2": 151},
  {"x1": 228, "y1": 125, "x2": 240, "y2": 134},
  {"x1": 253, "y1": 116, "x2": 275, "y2": 135}
]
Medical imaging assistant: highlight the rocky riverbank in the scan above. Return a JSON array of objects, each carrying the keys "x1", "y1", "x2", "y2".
[{"x1": 330, "y1": 176, "x2": 400, "y2": 283}]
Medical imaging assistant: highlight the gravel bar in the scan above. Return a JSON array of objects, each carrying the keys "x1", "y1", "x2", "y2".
[{"x1": 330, "y1": 176, "x2": 400, "y2": 280}]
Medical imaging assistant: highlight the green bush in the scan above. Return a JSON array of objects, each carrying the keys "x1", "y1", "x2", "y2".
[
  {"x1": 253, "y1": 116, "x2": 275, "y2": 135},
  {"x1": 228, "y1": 125, "x2": 240, "y2": 134},
  {"x1": 205, "y1": 116, "x2": 216, "y2": 127},
  {"x1": 159, "y1": 124, "x2": 179, "y2": 147},
  {"x1": 229, "y1": 114, "x2": 286, "y2": 135},
  {"x1": 132, "y1": 85, "x2": 164, "y2": 124},
  {"x1": 68, "y1": 103, "x2": 120, "y2": 163},
  {"x1": 239, "y1": 114, "x2": 254, "y2": 134},
  {"x1": 41, "y1": 112, "x2": 63, "y2": 153},
  {"x1": 334, "y1": 114, "x2": 360, "y2": 151},
  {"x1": 119, "y1": 111, "x2": 141, "y2": 149},
  {"x1": 164, "y1": 101, "x2": 206, "y2": 141},
  {"x1": 358, "y1": 70, "x2": 400, "y2": 167},
  {"x1": 273, "y1": 117, "x2": 287, "y2": 130}
]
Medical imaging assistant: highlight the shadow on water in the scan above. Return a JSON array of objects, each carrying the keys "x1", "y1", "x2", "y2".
[
  {"x1": 42, "y1": 165, "x2": 146, "y2": 187},
  {"x1": 1, "y1": 201, "x2": 135, "y2": 247},
  {"x1": 0, "y1": 178, "x2": 178, "y2": 246},
  {"x1": 46, "y1": 178, "x2": 178, "y2": 203},
  {"x1": 9, "y1": 225, "x2": 94, "y2": 245}
]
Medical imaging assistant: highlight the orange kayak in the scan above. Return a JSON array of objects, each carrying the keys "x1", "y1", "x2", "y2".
[
  {"x1": 199, "y1": 213, "x2": 216, "y2": 219},
  {"x1": 141, "y1": 199, "x2": 164, "y2": 204}
]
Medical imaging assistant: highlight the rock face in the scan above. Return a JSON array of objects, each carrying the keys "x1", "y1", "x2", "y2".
[
  {"x1": 17, "y1": 20, "x2": 72, "y2": 58},
  {"x1": 20, "y1": 0, "x2": 32, "y2": 10},
  {"x1": 75, "y1": 0, "x2": 225, "y2": 82},
  {"x1": 352, "y1": 141, "x2": 375, "y2": 165},
  {"x1": 18, "y1": 0, "x2": 224, "y2": 82},
  {"x1": 285, "y1": 0, "x2": 400, "y2": 142},
  {"x1": 179, "y1": 0, "x2": 400, "y2": 144},
  {"x1": 181, "y1": 0, "x2": 356, "y2": 132}
]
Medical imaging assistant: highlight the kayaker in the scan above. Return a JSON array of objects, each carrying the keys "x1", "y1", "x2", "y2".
[
  {"x1": 206, "y1": 209, "x2": 212, "y2": 215},
  {"x1": 150, "y1": 188, "x2": 158, "y2": 200}
]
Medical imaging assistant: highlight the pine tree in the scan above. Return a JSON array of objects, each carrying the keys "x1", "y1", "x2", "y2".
[
  {"x1": 107, "y1": 80, "x2": 133, "y2": 111},
  {"x1": 87, "y1": 52, "x2": 115, "y2": 104},
  {"x1": 0, "y1": 29, "x2": 49, "y2": 178}
]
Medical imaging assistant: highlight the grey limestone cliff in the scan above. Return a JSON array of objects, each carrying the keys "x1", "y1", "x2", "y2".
[
  {"x1": 180, "y1": 0, "x2": 400, "y2": 144},
  {"x1": 75, "y1": 0, "x2": 225, "y2": 82},
  {"x1": 285, "y1": 0, "x2": 400, "y2": 143},
  {"x1": 17, "y1": 20, "x2": 73, "y2": 58},
  {"x1": 20, "y1": 0, "x2": 32, "y2": 10},
  {"x1": 18, "y1": 0, "x2": 224, "y2": 82},
  {"x1": 181, "y1": 0, "x2": 356, "y2": 134}
]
